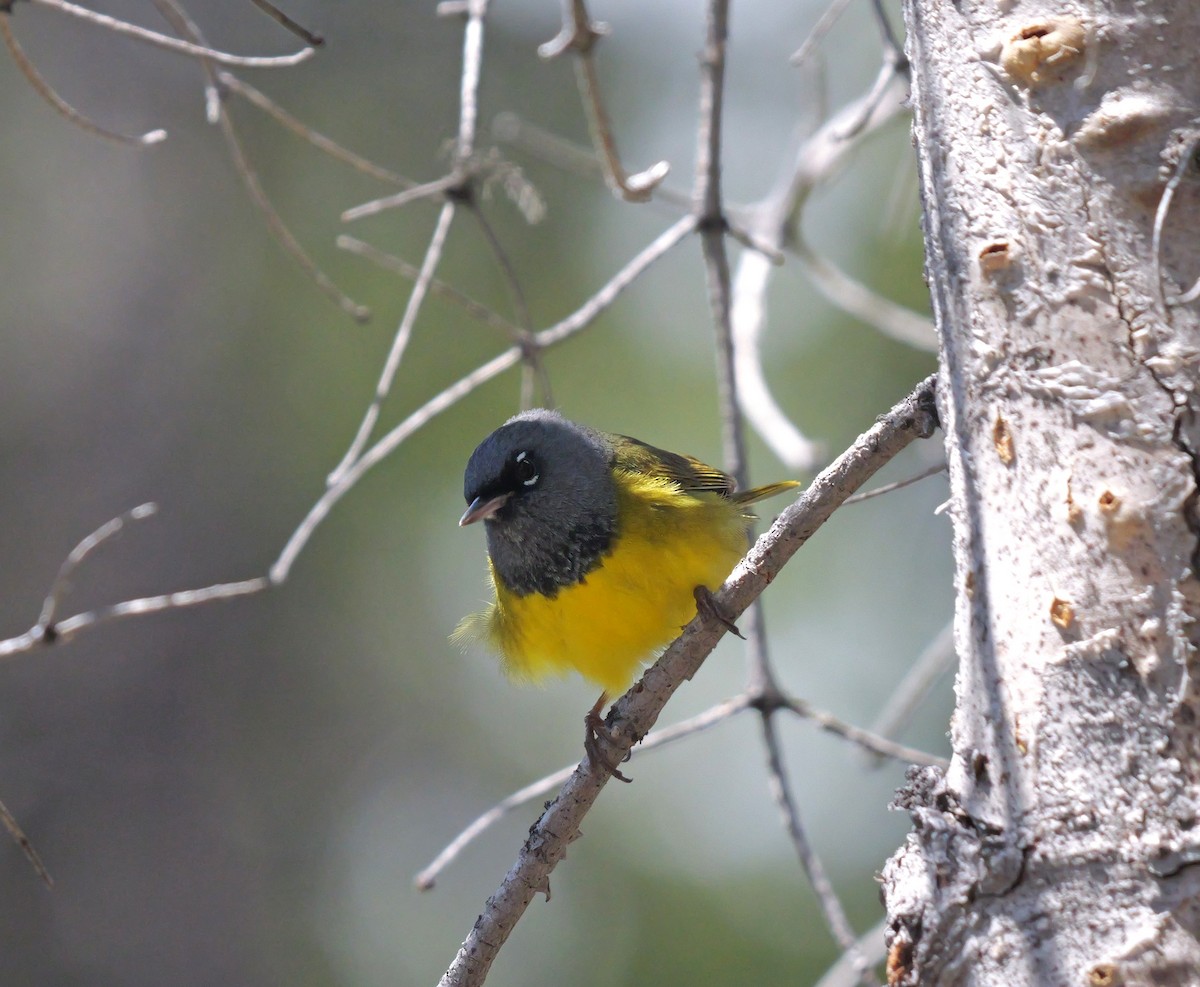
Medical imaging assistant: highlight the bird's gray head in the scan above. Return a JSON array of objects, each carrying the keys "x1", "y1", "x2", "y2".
[{"x1": 460, "y1": 409, "x2": 618, "y2": 597}]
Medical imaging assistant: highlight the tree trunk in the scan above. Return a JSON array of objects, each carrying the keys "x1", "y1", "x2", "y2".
[{"x1": 882, "y1": 1, "x2": 1200, "y2": 983}]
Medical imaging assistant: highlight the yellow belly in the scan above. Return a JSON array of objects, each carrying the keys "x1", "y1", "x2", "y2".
[{"x1": 458, "y1": 471, "x2": 750, "y2": 695}]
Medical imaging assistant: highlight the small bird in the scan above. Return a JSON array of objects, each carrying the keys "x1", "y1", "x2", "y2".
[{"x1": 455, "y1": 409, "x2": 797, "y2": 773}]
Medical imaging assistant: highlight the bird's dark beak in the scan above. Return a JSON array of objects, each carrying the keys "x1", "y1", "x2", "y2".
[{"x1": 459, "y1": 492, "x2": 511, "y2": 526}]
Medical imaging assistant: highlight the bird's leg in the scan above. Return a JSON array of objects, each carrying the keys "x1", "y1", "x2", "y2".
[
  {"x1": 693, "y1": 585, "x2": 745, "y2": 639},
  {"x1": 584, "y1": 692, "x2": 632, "y2": 783}
]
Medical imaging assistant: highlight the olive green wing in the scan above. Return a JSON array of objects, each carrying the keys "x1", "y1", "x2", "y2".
[{"x1": 610, "y1": 434, "x2": 737, "y2": 497}]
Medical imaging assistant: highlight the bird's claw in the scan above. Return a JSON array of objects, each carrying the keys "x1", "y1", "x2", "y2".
[
  {"x1": 584, "y1": 696, "x2": 632, "y2": 783},
  {"x1": 693, "y1": 585, "x2": 743, "y2": 638}
]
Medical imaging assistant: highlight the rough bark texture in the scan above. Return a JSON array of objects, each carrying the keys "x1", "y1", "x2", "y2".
[{"x1": 882, "y1": 1, "x2": 1200, "y2": 984}]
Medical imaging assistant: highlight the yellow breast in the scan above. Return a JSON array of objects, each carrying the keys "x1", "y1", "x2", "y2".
[{"x1": 460, "y1": 470, "x2": 750, "y2": 695}]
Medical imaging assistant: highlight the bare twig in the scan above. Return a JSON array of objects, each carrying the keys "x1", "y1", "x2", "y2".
[
  {"x1": 866, "y1": 619, "x2": 956, "y2": 757},
  {"x1": 792, "y1": 0, "x2": 856, "y2": 68},
  {"x1": 30, "y1": 0, "x2": 315, "y2": 67},
  {"x1": 213, "y1": 100, "x2": 371, "y2": 321},
  {"x1": 731, "y1": 251, "x2": 824, "y2": 471},
  {"x1": 341, "y1": 177, "x2": 457, "y2": 223},
  {"x1": 328, "y1": 201, "x2": 456, "y2": 483},
  {"x1": 1152, "y1": 130, "x2": 1200, "y2": 308},
  {"x1": 436, "y1": 375, "x2": 939, "y2": 987},
  {"x1": 539, "y1": 0, "x2": 668, "y2": 202},
  {"x1": 782, "y1": 697, "x2": 948, "y2": 769},
  {"x1": 814, "y1": 919, "x2": 889, "y2": 987},
  {"x1": 0, "y1": 12, "x2": 167, "y2": 145},
  {"x1": 37, "y1": 503, "x2": 159, "y2": 633},
  {"x1": 0, "y1": 796, "x2": 52, "y2": 888},
  {"x1": 336, "y1": 236, "x2": 523, "y2": 337},
  {"x1": 246, "y1": 0, "x2": 323, "y2": 46},
  {"x1": 731, "y1": 55, "x2": 918, "y2": 473},
  {"x1": 416, "y1": 695, "x2": 751, "y2": 890},
  {"x1": 272, "y1": 213, "x2": 695, "y2": 583},
  {"x1": 219, "y1": 74, "x2": 413, "y2": 186},
  {"x1": 793, "y1": 239, "x2": 933, "y2": 350},
  {"x1": 328, "y1": 0, "x2": 493, "y2": 481},
  {"x1": 418, "y1": 682, "x2": 945, "y2": 889},
  {"x1": 760, "y1": 713, "x2": 869, "y2": 974},
  {"x1": 150, "y1": 0, "x2": 369, "y2": 321},
  {"x1": 842, "y1": 461, "x2": 947, "y2": 506}
]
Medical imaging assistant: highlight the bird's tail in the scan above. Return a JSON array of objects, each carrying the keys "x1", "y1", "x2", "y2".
[{"x1": 731, "y1": 480, "x2": 800, "y2": 506}]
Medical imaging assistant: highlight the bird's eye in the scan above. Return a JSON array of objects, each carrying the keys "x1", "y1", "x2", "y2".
[{"x1": 514, "y1": 451, "x2": 539, "y2": 486}]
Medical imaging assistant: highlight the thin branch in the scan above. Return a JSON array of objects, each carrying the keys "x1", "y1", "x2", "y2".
[
  {"x1": 214, "y1": 100, "x2": 370, "y2": 321},
  {"x1": 866, "y1": 619, "x2": 956, "y2": 759},
  {"x1": 730, "y1": 22, "x2": 915, "y2": 474},
  {"x1": 272, "y1": 214, "x2": 695, "y2": 583},
  {"x1": 695, "y1": 0, "x2": 745, "y2": 485},
  {"x1": 792, "y1": 0, "x2": 856, "y2": 68},
  {"x1": 336, "y1": 236, "x2": 523, "y2": 337},
  {"x1": 218, "y1": 74, "x2": 413, "y2": 186},
  {"x1": 539, "y1": 0, "x2": 668, "y2": 202},
  {"x1": 436, "y1": 375, "x2": 939, "y2": 987},
  {"x1": 326, "y1": 0, "x2": 492, "y2": 482},
  {"x1": 1, "y1": 578, "x2": 271, "y2": 659},
  {"x1": 419, "y1": 670, "x2": 948, "y2": 890},
  {"x1": 782, "y1": 697, "x2": 948, "y2": 769},
  {"x1": 448, "y1": 0, "x2": 490, "y2": 161},
  {"x1": 0, "y1": 795, "x2": 53, "y2": 888},
  {"x1": 37, "y1": 503, "x2": 159, "y2": 632},
  {"x1": 841, "y1": 461, "x2": 947, "y2": 506},
  {"x1": 246, "y1": 0, "x2": 323, "y2": 46},
  {"x1": 794, "y1": 238, "x2": 934, "y2": 350},
  {"x1": 731, "y1": 251, "x2": 825, "y2": 471},
  {"x1": 341, "y1": 176, "x2": 457, "y2": 223},
  {"x1": 150, "y1": 0, "x2": 369, "y2": 322},
  {"x1": 327, "y1": 201, "x2": 456, "y2": 484},
  {"x1": 1152, "y1": 130, "x2": 1200, "y2": 309},
  {"x1": 760, "y1": 713, "x2": 872, "y2": 980},
  {"x1": 813, "y1": 919, "x2": 888, "y2": 987},
  {"x1": 0, "y1": 12, "x2": 167, "y2": 145},
  {"x1": 30, "y1": 0, "x2": 315, "y2": 67},
  {"x1": 416, "y1": 695, "x2": 751, "y2": 890}
]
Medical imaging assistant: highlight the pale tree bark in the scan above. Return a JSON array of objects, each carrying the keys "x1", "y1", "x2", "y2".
[{"x1": 882, "y1": 0, "x2": 1200, "y2": 984}]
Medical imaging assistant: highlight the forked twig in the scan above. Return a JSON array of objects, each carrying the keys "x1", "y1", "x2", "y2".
[
  {"x1": 416, "y1": 695, "x2": 752, "y2": 889},
  {"x1": 150, "y1": 0, "x2": 370, "y2": 321},
  {"x1": 418, "y1": 685, "x2": 945, "y2": 890},
  {"x1": 272, "y1": 214, "x2": 696, "y2": 583},
  {"x1": 539, "y1": 0, "x2": 668, "y2": 202},
  {"x1": 0, "y1": 504, "x2": 270, "y2": 660}
]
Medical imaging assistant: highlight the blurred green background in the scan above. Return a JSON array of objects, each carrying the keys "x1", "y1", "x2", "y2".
[{"x1": 0, "y1": 1, "x2": 949, "y2": 984}]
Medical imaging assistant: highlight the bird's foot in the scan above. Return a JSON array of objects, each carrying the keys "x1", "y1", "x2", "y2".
[
  {"x1": 584, "y1": 693, "x2": 632, "y2": 783},
  {"x1": 693, "y1": 585, "x2": 744, "y2": 638}
]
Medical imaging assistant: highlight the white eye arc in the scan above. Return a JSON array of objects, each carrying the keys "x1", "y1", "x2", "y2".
[{"x1": 514, "y1": 450, "x2": 539, "y2": 486}]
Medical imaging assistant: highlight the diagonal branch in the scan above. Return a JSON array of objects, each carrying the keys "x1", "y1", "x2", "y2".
[{"x1": 436, "y1": 374, "x2": 939, "y2": 987}]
